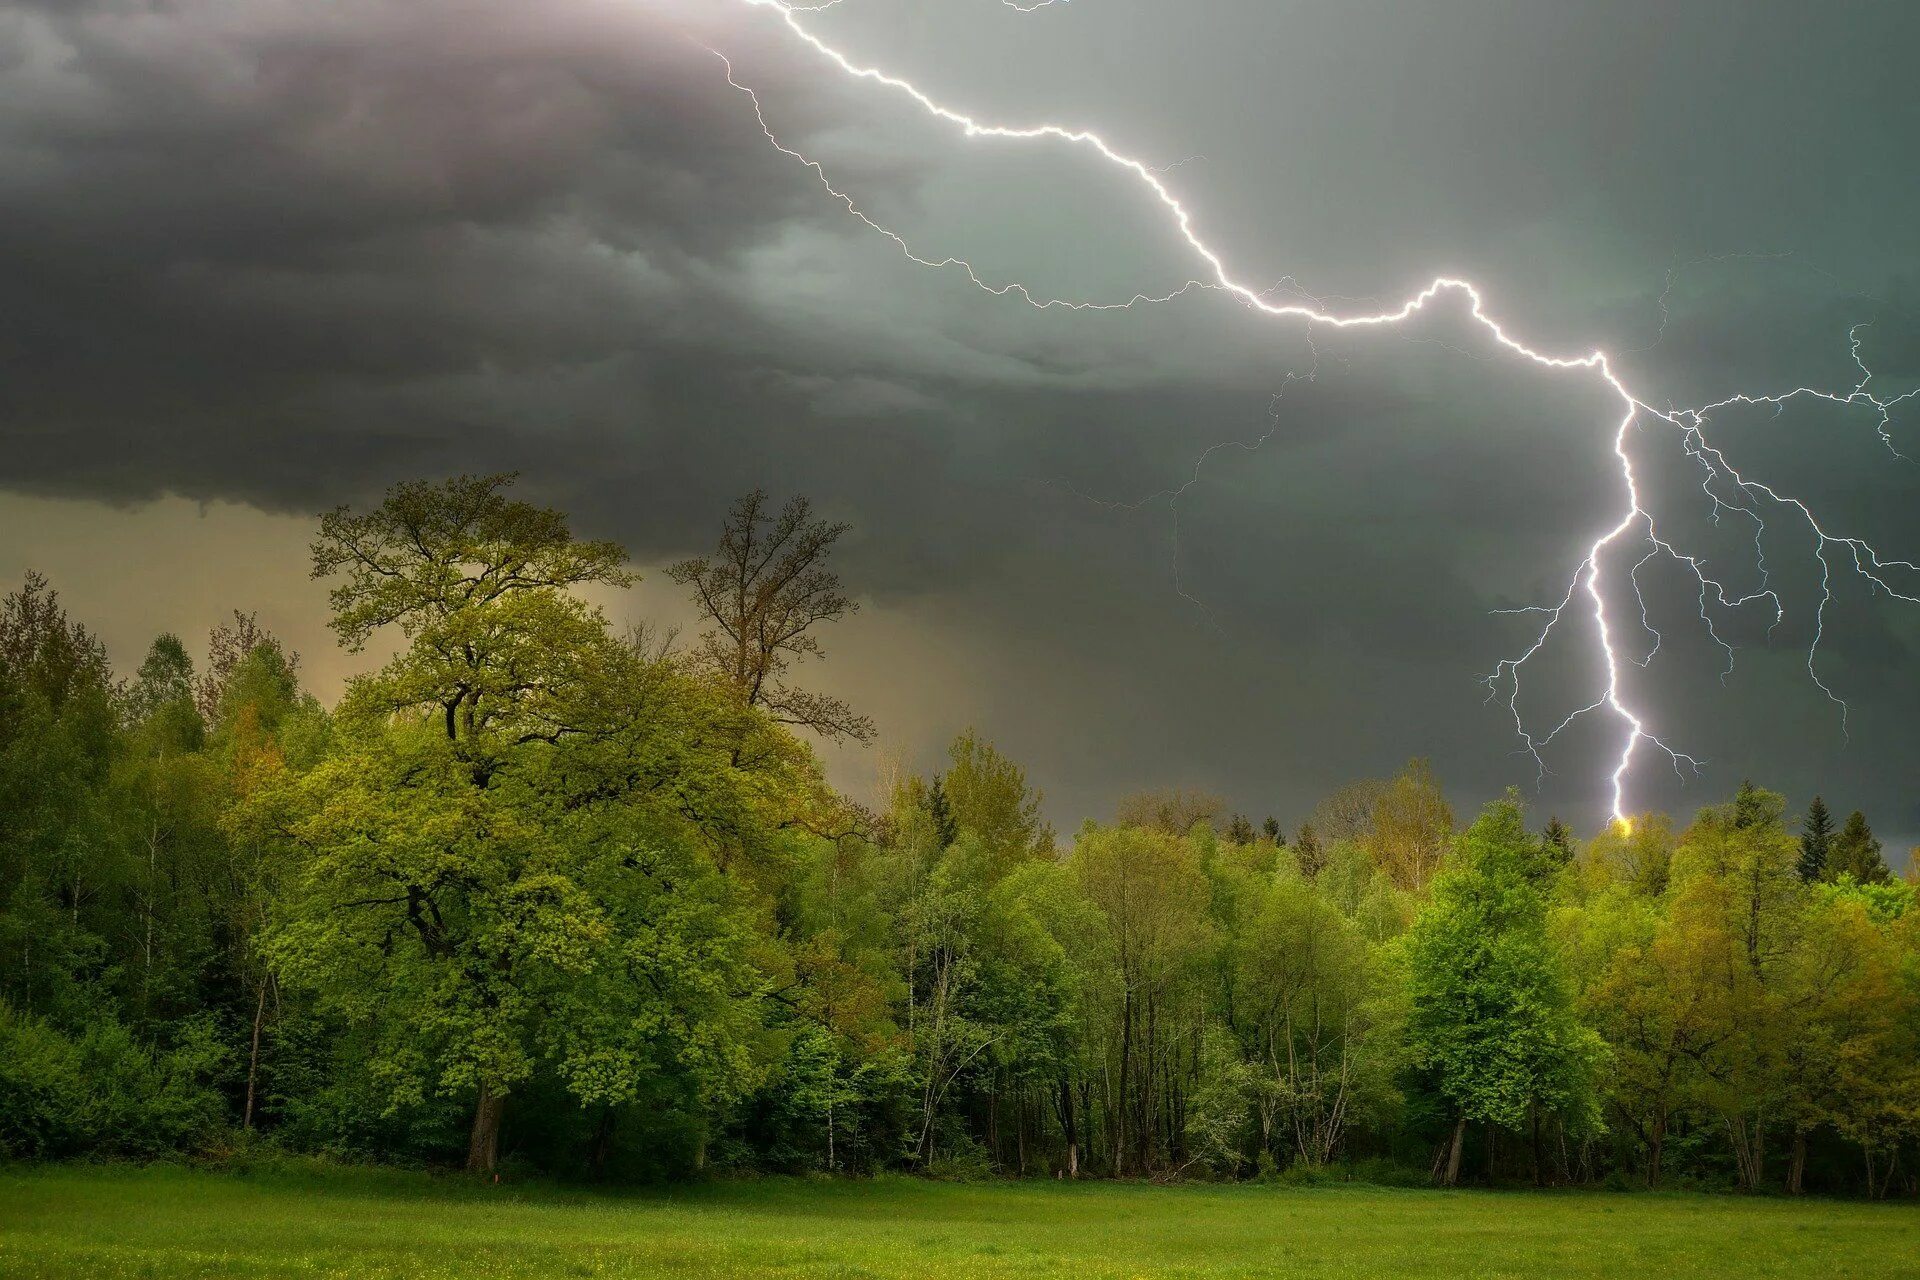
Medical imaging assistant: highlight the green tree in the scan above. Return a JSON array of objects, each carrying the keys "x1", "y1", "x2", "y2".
[
  {"x1": 1828, "y1": 811, "x2": 1890, "y2": 885},
  {"x1": 312, "y1": 473, "x2": 631, "y2": 751},
  {"x1": 1235, "y1": 869, "x2": 1401, "y2": 1167},
  {"x1": 1293, "y1": 823, "x2": 1323, "y2": 878},
  {"x1": 1799, "y1": 795, "x2": 1835, "y2": 883},
  {"x1": 1587, "y1": 813, "x2": 1676, "y2": 896},
  {"x1": 0, "y1": 574, "x2": 119, "y2": 1022},
  {"x1": 1402, "y1": 797, "x2": 1604, "y2": 1185},
  {"x1": 941, "y1": 730, "x2": 1052, "y2": 872},
  {"x1": 281, "y1": 476, "x2": 770, "y2": 1172},
  {"x1": 925, "y1": 774, "x2": 958, "y2": 849},
  {"x1": 1071, "y1": 825, "x2": 1214, "y2": 1174},
  {"x1": 195, "y1": 611, "x2": 299, "y2": 730},
  {"x1": 1542, "y1": 816, "x2": 1577, "y2": 868}
]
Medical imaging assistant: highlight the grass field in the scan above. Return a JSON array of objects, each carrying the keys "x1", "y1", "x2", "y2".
[{"x1": 2, "y1": 1164, "x2": 1914, "y2": 1278}]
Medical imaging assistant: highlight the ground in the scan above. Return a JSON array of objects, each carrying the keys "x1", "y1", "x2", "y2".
[{"x1": 2, "y1": 1165, "x2": 1914, "y2": 1278}]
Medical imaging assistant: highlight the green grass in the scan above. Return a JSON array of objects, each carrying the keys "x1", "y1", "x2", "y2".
[{"x1": 2, "y1": 1164, "x2": 1914, "y2": 1278}]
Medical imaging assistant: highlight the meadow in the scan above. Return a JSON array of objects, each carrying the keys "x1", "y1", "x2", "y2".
[{"x1": 2, "y1": 1165, "x2": 1915, "y2": 1279}]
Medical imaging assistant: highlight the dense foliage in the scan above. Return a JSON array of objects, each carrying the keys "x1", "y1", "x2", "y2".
[{"x1": 2, "y1": 476, "x2": 1916, "y2": 1197}]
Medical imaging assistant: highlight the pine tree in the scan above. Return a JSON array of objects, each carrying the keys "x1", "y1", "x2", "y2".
[
  {"x1": 1798, "y1": 795, "x2": 1834, "y2": 883},
  {"x1": 1262, "y1": 815, "x2": 1283, "y2": 843},
  {"x1": 926, "y1": 773, "x2": 958, "y2": 848},
  {"x1": 1827, "y1": 810, "x2": 1890, "y2": 884},
  {"x1": 1227, "y1": 813, "x2": 1255, "y2": 845},
  {"x1": 1732, "y1": 778, "x2": 1766, "y2": 829},
  {"x1": 1294, "y1": 823, "x2": 1322, "y2": 877},
  {"x1": 1542, "y1": 816, "x2": 1577, "y2": 867}
]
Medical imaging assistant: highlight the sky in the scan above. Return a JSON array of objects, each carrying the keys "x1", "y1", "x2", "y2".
[{"x1": 2, "y1": 0, "x2": 1917, "y2": 848}]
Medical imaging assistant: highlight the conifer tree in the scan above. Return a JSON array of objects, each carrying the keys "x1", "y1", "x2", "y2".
[
  {"x1": 1827, "y1": 810, "x2": 1890, "y2": 884},
  {"x1": 1798, "y1": 796, "x2": 1834, "y2": 883}
]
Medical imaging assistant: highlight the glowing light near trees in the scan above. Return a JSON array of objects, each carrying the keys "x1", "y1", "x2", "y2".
[{"x1": 723, "y1": 0, "x2": 1919, "y2": 825}]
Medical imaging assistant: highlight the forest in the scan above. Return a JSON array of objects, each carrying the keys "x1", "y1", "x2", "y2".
[{"x1": 2, "y1": 474, "x2": 1915, "y2": 1199}]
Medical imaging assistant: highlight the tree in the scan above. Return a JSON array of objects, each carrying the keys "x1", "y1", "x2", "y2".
[
  {"x1": 286, "y1": 475, "x2": 768, "y2": 1172},
  {"x1": 1310, "y1": 778, "x2": 1388, "y2": 845},
  {"x1": 1828, "y1": 811, "x2": 1890, "y2": 885},
  {"x1": 941, "y1": 731, "x2": 1053, "y2": 871},
  {"x1": 1116, "y1": 786, "x2": 1221, "y2": 836},
  {"x1": 669, "y1": 490, "x2": 873, "y2": 744},
  {"x1": 312, "y1": 473, "x2": 631, "y2": 751},
  {"x1": 0, "y1": 574, "x2": 119, "y2": 1022},
  {"x1": 1262, "y1": 816, "x2": 1283, "y2": 843},
  {"x1": 130, "y1": 635, "x2": 202, "y2": 749},
  {"x1": 1730, "y1": 778, "x2": 1777, "y2": 830},
  {"x1": 1800, "y1": 796, "x2": 1835, "y2": 883},
  {"x1": 1663, "y1": 787, "x2": 1803, "y2": 1188},
  {"x1": 211, "y1": 641, "x2": 324, "y2": 1130},
  {"x1": 1236, "y1": 870, "x2": 1401, "y2": 1167},
  {"x1": 1587, "y1": 813, "x2": 1676, "y2": 896},
  {"x1": 1226, "y1": 814, "x2": 1256, "y2": 845},
  {"x1": 1585, "y1": 899, "x2": 1712, "y2": 1187},
  {"x1": 115, "y1": 638, "x2": 222, "y2": 1028},
  {"x1": 1775, "y1": 888, "x2": 1906, "y2": 1193},
  {"x1": 1542, "y1": 817, "x2": 1577, "y2": 868},
  {"x1": 1293, "y1": 824, "x2": 1324, "y2": 878},
  {"x1": 1402, "y1": 797, "x2": 1604, "y2": 1185},
  {"x1": 195, "y1": 612, "x2": 299, "y2": 729},
  {"x1": 925, "y1": 775, "x2": 958, "y2": 849},
  {"x1": 1071, "y1": 825, "x2": 1214, "y2": 1174},
  {"x1": 1368, "y1": 760, "x2": 1455, "y2": 890},
  {"x1": 270, "y1": 714, "x2": 762, "y2": 1174}
]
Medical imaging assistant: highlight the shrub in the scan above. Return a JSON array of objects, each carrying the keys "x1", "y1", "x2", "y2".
[{"x1": 0, "y1": 1000, "x2": 226, "y2": 1158}]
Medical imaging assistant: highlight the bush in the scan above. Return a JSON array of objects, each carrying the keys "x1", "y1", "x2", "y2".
[
  {"x1": 1344, "y1": 1157, "x2": 1433, "y2": 1188},
  {"x1": 923, "y1": 1133, "x2": 995, "y2": 1182},
  {"x1": 0, "y1": 1001, "x2": 226, "y2": 1159}
]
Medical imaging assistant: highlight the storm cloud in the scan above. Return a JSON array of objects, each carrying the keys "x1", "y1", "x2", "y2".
[{"x1": 2, "y1": 0, "x2": 1916, "y2": 842}]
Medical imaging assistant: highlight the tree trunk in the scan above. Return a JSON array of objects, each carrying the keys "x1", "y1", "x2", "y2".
[
  {"x1": 467, "y1": 1085, "x2": 505, "y2": 1174},
  {"x1": 243, "y1": 981, "x2": 268, "y2": 1130},
  {"x1": 1787, "y1": 1130, "x2": 1807, "y2": 1195},
  {"x1": 1441, "y1": 1116, "x2": 1467, "y2": 1187},
  {"x1": 1530, "y1": 1106, "x2": 1544, "y2": 1187},
  {"x1": 1726, "y1": 1114, "x2": 1764, "y2": 1190},
  {"x1": 986, "y1": 1091, "x2": 998, "y2": 1169},
  {"x1": 1057, "y1": 1079, "x2": 1079, "y2": 1179},
  {"x1": 1116, "y1": 990, "x2": 1133, "y2": 1176},
  {"x1": 587, "y1": 1105, "x2": 617, "y2": 1180},
  {"x1": 1647, "y1": 1116, "x2": 1665, "y2": 1188}
]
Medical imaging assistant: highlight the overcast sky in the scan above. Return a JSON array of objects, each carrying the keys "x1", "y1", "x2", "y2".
[{"x1": 3, "y1": 0, "x2": 1916, "y2": 846}]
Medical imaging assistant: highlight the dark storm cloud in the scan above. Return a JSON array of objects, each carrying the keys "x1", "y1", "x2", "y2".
[
  {"x1": 0, "y1": 0, "x2": 933, "y2": 502},
  {"x1": 1, "y1": 0, "x2": 1916, "y2": 841}
]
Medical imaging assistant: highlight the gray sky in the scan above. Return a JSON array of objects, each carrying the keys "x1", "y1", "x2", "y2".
[{"x1": 3, "y1": 0, "x2": 1917, "y2": 847}]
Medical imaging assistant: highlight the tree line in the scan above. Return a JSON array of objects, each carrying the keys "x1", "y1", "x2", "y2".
[{"x1": 2, "y1": 475, "x2": 1916, "y2": 1197}]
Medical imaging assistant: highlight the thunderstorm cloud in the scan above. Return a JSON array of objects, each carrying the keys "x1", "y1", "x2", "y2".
[{"x1": 2, "y1": 0, "x2": 1916, "y2": 840}]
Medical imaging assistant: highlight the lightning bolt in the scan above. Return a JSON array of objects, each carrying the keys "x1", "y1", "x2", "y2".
[{"x1": 722, "y1": 0, "x2": 1918, "y2": 826}]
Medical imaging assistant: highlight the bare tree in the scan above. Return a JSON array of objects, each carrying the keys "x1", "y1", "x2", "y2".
[
  {"x1": 1116, "y1": 786, "x2": 1223, "y2": 836},
  {"x1": 1310, "y1": 777, "x2": 1389, "y2": 845},
  {"x1": 669, "y1": 490, "x2": 874, "y2": 743}
]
